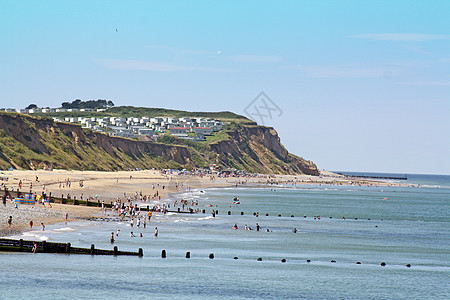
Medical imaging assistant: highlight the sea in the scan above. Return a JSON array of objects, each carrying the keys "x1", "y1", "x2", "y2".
[{"x1": 1, "y1": 173, "x2": 449, "y2": 299}]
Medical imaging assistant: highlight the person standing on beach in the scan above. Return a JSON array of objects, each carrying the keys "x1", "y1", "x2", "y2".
[
  {"x1": 148, "y1": 210, "x2": 152, "y2": 221},
  {"x1": 110, "y1": 232, "x2": 115, "y2": 244},
  {"x1": 2, "y1": 194, "x2": 6, "y2": 206},
  {"x1": 41, "y1": 223, "x2": 45, "y2": 231},
  {"x1": 154, "y1": 227, "x2": 158, "y2": 237},
  {"x1": 30, "y1": 220, "x2": 33, "y2": 229},
  {"x1": 7, "y1": 216, "x2": 12, "y2": 228}
]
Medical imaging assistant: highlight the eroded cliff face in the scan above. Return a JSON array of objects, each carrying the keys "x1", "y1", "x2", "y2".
[
  {"x1": 0, "y1": 113, "x2": 319, "y2": 175},
  {"x1": 209, "y1": 125, "x2": 319, "y2": 175},
  {"x1": 0, "y1": 114, "x2": 191, "y2": 171}
]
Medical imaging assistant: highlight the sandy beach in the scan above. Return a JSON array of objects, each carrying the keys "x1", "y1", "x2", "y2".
[{"x1": 0, "y1": 169, "x2": 403, "y2": 235}]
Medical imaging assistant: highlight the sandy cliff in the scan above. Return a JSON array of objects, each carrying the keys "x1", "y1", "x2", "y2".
[{"x1": 0, "y1": 113, "x2": 318, "y2": 175}]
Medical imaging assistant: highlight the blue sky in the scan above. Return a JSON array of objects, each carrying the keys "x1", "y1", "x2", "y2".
[{"x1": 1, "y1": 0, "x2": 449, "y2": 174}]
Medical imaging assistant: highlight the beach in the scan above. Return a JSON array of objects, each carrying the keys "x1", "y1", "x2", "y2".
[
  {"x1": 0, "y1": 169, "x2": 217, "y2": 235},
  {"x1": 1, "y1": 171, "x2": 448, "y2": 299},
  {"x1": 0, "y1": 169, "x2": 407, "y2": 236}
]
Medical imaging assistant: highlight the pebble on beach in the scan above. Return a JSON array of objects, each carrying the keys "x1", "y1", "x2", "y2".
[{"x1": 0, "y1": 202, "x2": 68, "y2": 236}]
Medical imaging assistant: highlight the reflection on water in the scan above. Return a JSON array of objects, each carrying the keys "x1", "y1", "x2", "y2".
[{"x1": 1, "y1": 176, "x2": 449, "y2": 299}]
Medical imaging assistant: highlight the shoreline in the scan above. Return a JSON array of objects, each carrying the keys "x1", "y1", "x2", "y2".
[{"x1": 0, "y1": 169, "x2": 412, "y2": 236}]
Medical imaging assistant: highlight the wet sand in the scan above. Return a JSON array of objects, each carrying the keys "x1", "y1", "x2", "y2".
[{"x1": 0, "y1": 169, "x2": 402, "y2": 235}]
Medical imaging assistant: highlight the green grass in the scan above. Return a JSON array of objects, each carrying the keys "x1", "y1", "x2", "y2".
[
  {"x1": 29, "y1": 106, "x2": 255, "y2": 123},
  {"x1": 107, "y1": 106, "x2": 250, "y2": 120},
  {"x1": 200, "y1": 131, "x2": 230, "y2": 144},
  {"x1": 0, "y1": 111, "x2": 315, "y2": 175}
]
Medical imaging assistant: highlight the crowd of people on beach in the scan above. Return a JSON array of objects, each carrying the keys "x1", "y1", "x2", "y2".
[{"x1": 1, "y1": 168, "x2": 418, "y2": 242}]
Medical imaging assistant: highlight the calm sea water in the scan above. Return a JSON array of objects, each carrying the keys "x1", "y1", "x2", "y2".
[{"x1": 1, "y1": 173, "x2": 449, "y2": 299}]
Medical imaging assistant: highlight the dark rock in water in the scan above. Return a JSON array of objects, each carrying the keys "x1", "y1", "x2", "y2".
[
  {"x1": 233, "y1": 257, "x2": 238, "y2": 260},
  {"x1": 290, "y1": 215, "x2": 294, "y2": 218},
  {"x1": 331, "y1": 260, "x2": 336, "y2": 263},
  {"x1": 209, "y1": 253, "x2": 214, "y2": 259},
  {"x1": 406, "y1": 264, "x2": 411, "y2": 268},
  {"x1": 356, "y1": 262, "x2": 361, "y2": 264},
  {"x1": 265, "y1": 213, "x2": 269, "y2": 216},
  {"x1": 278, "y1": 214, "x2": 281, "y2": 217},
  {"x1": 281, "y1": 259, "x2": 286, "y2": 263},
  {"x1": 257, "y1": 257, "x2": 262, "y2": 261},
  {"x1": 306, "y1": 259, "x2": 311, "y2": 263},
  {"x1": 381, "y1": 262, "x2": 386, "y2": 266}
]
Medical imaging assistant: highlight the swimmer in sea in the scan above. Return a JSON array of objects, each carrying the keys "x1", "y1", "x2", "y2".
[{"x1": 110, "y1": 232, "x2": 115, "y2": 243}]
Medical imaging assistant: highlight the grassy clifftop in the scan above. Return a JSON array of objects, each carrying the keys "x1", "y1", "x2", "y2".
[
  {"x1": 0, "y1": 111, "x2": 318, "y2": 175},
  {"x1": 108, "y1": 106, "x2": 252, "y2": 123},
  {"x1": 33, "y1": 106, "x2": 254, "y2": 124}
]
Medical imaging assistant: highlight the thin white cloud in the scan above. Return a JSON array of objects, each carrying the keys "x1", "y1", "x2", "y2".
[
  {"x1": 147, "y1": 45, "x2": 211, "y2": 57},
  {"x1": 351, "y1": 33, "x2": 450, "y2": 42},
  {"x1": 395, "y1": 81, "x2": 450, "y2": 86},
  {"x1": 386, "y1": 60, "x2": 430, "y2": 68},
  {"x1": 229, "y1": 55, "x2": 283, "y2": 63},
  {"x1": 287, "y1": 64, "x2": 402, "y2": 79},
  {"x1": 98, "y1": 59, "x2": 232, "y2": 72}
]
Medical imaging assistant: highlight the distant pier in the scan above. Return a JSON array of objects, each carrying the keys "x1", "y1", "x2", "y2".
[{"x1": 336, "y1": 173, "x2": 407, "y2": 180}]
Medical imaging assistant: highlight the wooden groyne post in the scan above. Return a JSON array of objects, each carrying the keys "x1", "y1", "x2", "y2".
[{"x1": 0, "y1": 238, "x2": 142, "y2": 256}]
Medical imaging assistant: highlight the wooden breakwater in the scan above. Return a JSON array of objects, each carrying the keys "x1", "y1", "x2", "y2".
[
  {"x1": 1, "y1": 187, "x2": 199, "y2": 213},
  {"x1": 0, "y1": 238, "x2": 143, "y2": 256}
]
